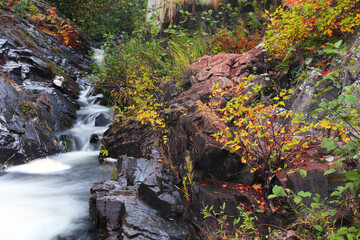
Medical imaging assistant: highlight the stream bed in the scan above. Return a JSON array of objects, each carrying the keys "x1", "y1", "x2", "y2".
[{"x1": 0, "y1": 82, "x2": 112, "y2": 240}]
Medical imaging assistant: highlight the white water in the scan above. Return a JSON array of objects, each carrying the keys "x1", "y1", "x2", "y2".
[{"x1": 0, "y1": 71, "x2": 113, "y2": 240}]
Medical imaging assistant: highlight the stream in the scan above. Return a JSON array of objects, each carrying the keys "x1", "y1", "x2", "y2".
[{"x1": 0, "y1": 52, "x2": 113, "y2": 239}]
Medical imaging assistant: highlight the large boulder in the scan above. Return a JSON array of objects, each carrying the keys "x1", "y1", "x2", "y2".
[
  {"x1": 168, "y1": 46, "x2": 273, "y2": 184},
  {"x1": 100, "y1": 119, "x2": 158, "y2": 159},
  {"x1": 90, "y1": 150, "x2": 192, "y2": 239}
]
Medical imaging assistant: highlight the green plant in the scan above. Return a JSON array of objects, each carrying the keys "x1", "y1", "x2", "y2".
[
  {"x1": 18, "y1": 100, "x2": 34, "y2": 116},
  {"x1": 202, "y1": 203, "x2": 260, "y2": 239},
  {"x1": 47, "y1": 0, "x2": 146, "y2": 40},
  {"x1": 180, "y1": 156, "x2": 194, "y2": 206},
  {"x1": 268, "y1": 185, "x2": 360, "y2": 239},
  {"x1": 1, "y1": 0, "x2": 37, "y2": 15},
  {"x1": 111, "y1": 164, "x2": 117, "y2": 181},
  {"x1": 100, "y1": 145, "x2": 109, "y2": 157}
]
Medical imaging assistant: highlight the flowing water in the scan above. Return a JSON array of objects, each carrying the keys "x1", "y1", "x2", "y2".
[{"x1": 0, "y1": 51, "x2": 113, "y2": 239}]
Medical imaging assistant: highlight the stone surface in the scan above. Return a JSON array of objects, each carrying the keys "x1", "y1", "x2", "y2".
[
  {"x1": 101, "y1": 119, "x2": 158, "y2": 159},
  {"x1": 116, "y1": 153, "x2": 187, "y2": 220},
  {"x1": 0, "y1": 9, "x2": 90, "y2": 167},
  {"x1": 95, "y1": 113, "x2": 112, "y2": 127},
  {"x1": 90, "y1": 164, "x2": 190, "y2": 239}
]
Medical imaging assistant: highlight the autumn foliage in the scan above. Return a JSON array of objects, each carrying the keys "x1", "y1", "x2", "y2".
[
  {"x1": 206, "y1": 77, "x2": 320, "y2": 179},
  {"x1": 264, "y1": 0, "x2": 360, "y2": 59},
  {"x1": 210, "y1": 29, "x2": 262, "y2": 54},
  {"x1": 31, "y1": 7, "x2": 82, "y2": 50}
]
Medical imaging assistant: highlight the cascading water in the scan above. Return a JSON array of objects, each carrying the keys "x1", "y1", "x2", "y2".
[{"x1": 0, "y1": 49, "x2": 113, "y2": 240}]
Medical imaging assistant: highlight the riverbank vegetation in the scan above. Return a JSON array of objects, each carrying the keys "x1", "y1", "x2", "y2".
[
  {"x1": 3, "y1": 0, "x2": 360, "y2": 238},
  {"x1": 92, "y1": 0, "x2": 360, "y2": 237},
  {"x1": 72, "y1": 0, "x2": 360, "y2": 239}
]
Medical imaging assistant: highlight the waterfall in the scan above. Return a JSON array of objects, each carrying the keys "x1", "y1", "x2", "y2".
[{"x1": 0, "y1": 49, "x2": 113, "y2": 240}]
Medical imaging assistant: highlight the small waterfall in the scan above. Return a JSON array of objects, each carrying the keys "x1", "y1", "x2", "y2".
[{"x1": 0, "y1": 49, "x2": 113, "y2": 240}]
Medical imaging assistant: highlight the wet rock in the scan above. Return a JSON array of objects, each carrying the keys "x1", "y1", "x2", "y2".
[
  {"x1": 95, "y1": 113, "x2": 111, "y2": 127},
  {"x1": 117, "y1": 154, "x2": 187, "y2": 220},
  {"x1": 101, "y1": 119, "x2": 157, "y2": 159},
  {"x1": 89, "y1": 134, "x2": 100, "y2": 144},
  {"x1": 0, "y1": 8, "x2": 90, "y2": 166},
  {"x1": 90, "y1": 180, "x2": 189, "y2": 240}
]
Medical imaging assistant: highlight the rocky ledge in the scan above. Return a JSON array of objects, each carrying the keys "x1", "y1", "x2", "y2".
[
  {"x1": 0, "y1": 8, "x2": 91, "y2": 167},
  {"x1": 90, "y1": 151, "x2": 193, "y2": 240}
]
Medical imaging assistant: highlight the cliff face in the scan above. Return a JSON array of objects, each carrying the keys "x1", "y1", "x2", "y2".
[{"x1": 0, "y1": 5, "x2": 91, "y2": 167}]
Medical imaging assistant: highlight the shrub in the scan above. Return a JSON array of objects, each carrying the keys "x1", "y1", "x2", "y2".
[
  {"x1": 206, "y1": 76, "x2": 320, "y2": 179},
  {"x1": 264, "y1": 0, "x2": 360, "y2": 60},
  {"x1": 47, "y1": 0, "x2": 146, "y2": 40},
  {"x1": 31, "y1": 7, "x2": 82, "y2": 50}
]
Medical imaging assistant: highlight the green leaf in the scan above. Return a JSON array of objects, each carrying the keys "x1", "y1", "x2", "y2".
[
  {"x1": 324, "y1": 48, "x2": 339, "y2": 54},
  {"x1": 314, "y1": 225, "x2": 323, "y2": 232},
  {"x1": 345, "y1": 95, "x2": 357, "y2": 105},
  {"x1": 334, "y1": 40, "x2": 343, "y2": 49},
  {"x1": 347, "y1": 233, "x2": 354, "y2": 240},
  {"x1": 324, "y1": 169, "x2": 336, "y2": 175},
  {"x1": 322, "y1": 137, "x2": 337, "y2": 150},
  {"x1": 337, "y1": 227, "x2": 348, "y2": 235},
  {"x1": 311, "y1": 202, "x2": 321, "y2": 209},
  {"x1": 345, "y1": 171, "x2": 359, "y2": 181},
  {"x1": 338, "y1": 94, "x2": 344, "y2": 103},
  {"x1": 268, "y1": 194, "x2": 277, "y2": 199},
  {"x1": 293, "y1": 196, "x2": 302, "y2": 204},
  {"x1": 321, "y1": 212, "x2": 330, "y2": 217},
  {"x1": 268, "y1": 185, "x2": 287, "y2": 199},
  {"x1": 300, "y1": 169, "x2": 307, "y2": 178},
  {"x1": 348, "y1": 65, "x2": 357, "y2": 71},
  {"x1": 298, "y1": 191, "x2": 311, "y2": 198}
]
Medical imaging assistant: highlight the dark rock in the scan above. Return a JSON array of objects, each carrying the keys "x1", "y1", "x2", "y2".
[
  {"x1": 0, "y1": 8, "x2": 90, "y2": 166},
  {"x1": 95, "y1": 113, "x2": 112, "y2": 127},
  {"x1": 276, "y1": 160, "x2": 342, "y2": 200},
  {"x1": 169, "y1": 103, "x2": 248, "y2": 182},
  {"x1": 90, "y1": 180, "x2": 189, "y2": 240},
  {"x1": 116, "y1": 154, "x2": 187, "y2": 220},
  {"x1": 158, "y1": 79, "x2": 180, "y2": 103},
  {"x1": 101, "y1": 119, "x2": 157, "y2": 159},
  {"x1": 89, "y1": 134, "x2": 100, "y2": 144}
]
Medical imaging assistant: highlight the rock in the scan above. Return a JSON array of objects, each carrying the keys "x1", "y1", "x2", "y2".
[
  {"x1": 0, "y1": 9, "x2": 90, "y2": 167},
  {"x1": 95, "y1": 113, "x2": 112, "y2": 127},
  {"x1": 101, "y1": 119, "x2": 158, "y2": 159},
  {"x1": 53, "y1": 75, "x2": 64, "y2": 87},
  {"x1": 276, "y1": 160, "x2": 342, "y2": 200},
  {"x1": 269, "y1": 230, "x2": 298, "y2": 240},
  {"x1": 158, "y1": 79, "x2": 180, "y2": 103},
  {"x1": 89, "y1": 134, "x2": 100, "y2": 144},
  {"x1": 117, "y1": 154, "x2": 187, "y2": 220},
  {"x1": 169, "y1": 102, "x2": 249, "y2": 182},
  {"x1": 90, "y1": 180, "x2": 189, "y2": 240}
]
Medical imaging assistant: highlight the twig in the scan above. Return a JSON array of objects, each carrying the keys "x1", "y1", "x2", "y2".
[{"x1": 85, "y1": 83, "x2": 136, "y2": 89}]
